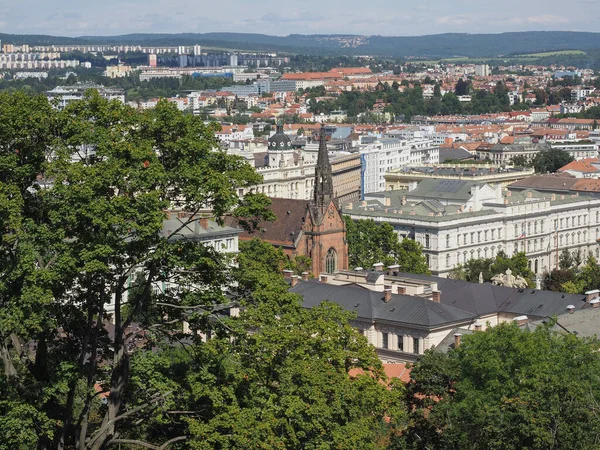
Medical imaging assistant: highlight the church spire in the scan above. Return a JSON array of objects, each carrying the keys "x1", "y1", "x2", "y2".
[{"x1": 313, "y1": 124, "x2": 333, "y2": 208}]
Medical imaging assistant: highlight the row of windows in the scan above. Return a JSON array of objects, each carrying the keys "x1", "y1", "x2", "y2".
[
  {"x1": 442, "y1": 228, "x2": 504, "y2": 248},
  {"x1": 379, "y1": 332, "x2": 420, "y2": 354}
]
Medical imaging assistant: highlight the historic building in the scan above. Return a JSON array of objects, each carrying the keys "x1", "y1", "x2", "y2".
[{"x1": 229, "y1": 125, "x2": 348, "y2": 277}]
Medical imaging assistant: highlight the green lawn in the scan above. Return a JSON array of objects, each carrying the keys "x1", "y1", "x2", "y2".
[{"x1": 515, "y1": 50, "x2": 587, "y2": 57}]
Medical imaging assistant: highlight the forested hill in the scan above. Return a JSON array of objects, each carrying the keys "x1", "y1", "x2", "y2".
[{"x1": 3, "y1": 31, "x2": 600, "y2": 58}]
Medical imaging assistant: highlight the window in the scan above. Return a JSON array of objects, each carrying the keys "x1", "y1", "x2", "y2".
[
  {"x1": 425, "y1": 234, "x2": 430, "y2": 248},
  {"x1": 514, "y1": 224, "x2": 518, "y2": 236},
  {"x1": 446, "y1": 234, "x2": 450, "y2": 248},
  {"x1": 382, "y1": 333, "x2": 389, "y2": 349},
  {"x1": 554, "y1": 219, "x2": 558, "y2": 230},
  {"x1": 425, "y1": 254, "x2": 430, "y2": 266},
  {"x1": 398, "y1": 335, "x2": 404, "y2": 352},
  {"x1": 463, "y1": 233, "x2": 468, "y2": 244},
  {"x1": 478, "y1": 231, "x2": 481, "y2": 243},
  {"x1": 484, "y1": 230, "x2": 488, "y2": 241},
  {"x1": 325, "y1": 248, "x2": 337, "y2": 274},
  {"x1": 446, "y1": 254, "x2": 451, "y2": 267},
  {"x1": 491, "y1": 229, "x2": 495, "y2": 240},
  {"x1": 471, "y1": 232, "x2": 475, "y2": 244},
  {"x1": 561, "y1": 218, "x2": 564, "y2": 228},
  {"x1": 413, "y1": 337, "x2": 420, "y2": 354},
  {"x1": 534, "y1": 221, "x2": 537, "y2": 234}
]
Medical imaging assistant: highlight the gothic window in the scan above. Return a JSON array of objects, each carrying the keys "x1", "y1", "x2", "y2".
[
  {"x1": 425, "y1": 234, "x2": 430, "y2": 248},
  {"x1": 325, "y1": 248, "x2": 337, "y2": 274}
]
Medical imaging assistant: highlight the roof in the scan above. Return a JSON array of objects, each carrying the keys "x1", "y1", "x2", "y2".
[
  {"x1": 391, "y1": 272, "x2": 588, "y2": 319},
  {"x1": 509, "y1": 174, "x2": 578, "y2": 192},
  {"x1": 225, "y1": 198, "x2": 309, "y2": 248},
  {"x1": 408, "y1": 179, "x2": 479, "y2": 202},
  {"x1": 291, "y1": 280, "x2": 476, "y2": 328},
  {"x1": 160, "y1": 217, "x2": 241, "y2": 241},
  {"x1": 559, "y1": 158, "x2": 600, "y2": 174},
  {"x1": 433, "y1": 147, "x2": 472, "y2": 162}
]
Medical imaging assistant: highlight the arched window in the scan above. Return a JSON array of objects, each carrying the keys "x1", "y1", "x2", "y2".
[{"x1": 325, "y1": 248, "x2": 337, "y2": 274}]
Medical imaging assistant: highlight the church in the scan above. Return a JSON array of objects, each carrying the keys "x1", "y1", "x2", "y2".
[{"x1": 229, "y1": 124, "x2": 348, "y2": 277}]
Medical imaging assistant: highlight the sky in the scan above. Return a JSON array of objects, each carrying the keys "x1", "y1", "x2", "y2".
[{"x1": 0, "y1": 0, "x2": 599, "y2": 37}]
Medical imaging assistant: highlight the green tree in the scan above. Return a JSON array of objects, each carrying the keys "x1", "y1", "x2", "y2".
[
  {"x1": 532, "y1": 148, "x2": 574, "y2": 173},
  {"x1": 404, "y1": 322, "x2": 600, "y2": 450},
  {"x1": 344, "y1": 217, "x2": 430, "y2": 274},
  {"x1": 0, "y1": 91, "x2": 273, "y2": 449}
]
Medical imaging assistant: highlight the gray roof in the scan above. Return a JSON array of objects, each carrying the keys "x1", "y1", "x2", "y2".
[
  {"x1": 528, "y1": 306, "x2": 600, "y2": 338},
  {"x1": 392, "y1": 272, "x2": 588, "y2": 319},
  {"x1": 407, "y1": 179, "x2": 478, "y2": 201},
  {"x1": 161, "y1": 217, "x2": 241, "y2": 241},
  {"x1": 438, "y1": 148, "x2": 475, "y2": 162},
  {"x1": 290, "y1": 280, "x2": 476, "y2": 328}
]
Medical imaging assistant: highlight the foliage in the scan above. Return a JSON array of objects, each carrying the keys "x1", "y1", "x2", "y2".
[
  {"x1": 344, "y1": 217, "x2": 430, "y2": 274},
  {"x1": 403, "y1": 322, "x2": 600, "y2": 450},
  {"x1": 448, "y1": 251, "x2": 535, "y2": 287},
  {"x1": 0, "y1": 91, "x2": 272, "y2": 449},
  {"x1": 532, "y1": 148, "x2": 574, "y2": 174}
]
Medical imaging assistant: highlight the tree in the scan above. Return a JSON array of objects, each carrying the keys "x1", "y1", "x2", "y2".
[
  {"x1": 433, "y1": 83, "x2": 442, "y2": 98},
  {"x1": 449, "y1": 251, "x2": 534, "y2": 287},
  {"x1": 559, "y1": 248, "x2": 575, "y2": 270},
  {"x1": 532, "y1": 148, "x2": 574, "y2": 174},
  {"x1": 510, "y1": 154, "x2": 530, "y2": 167},
  {"x1": 454, "y1": 78, "x2": 471, "y2": 96},
  {"x1": 404, "y1": 322, "x2": 600, "y2": 449},
  {"x1": 344, "y1": 217, "x2": 430, "y2": 274},
  {"x1": 0, "y1": 91, "x2": 273, "y2": 449}
]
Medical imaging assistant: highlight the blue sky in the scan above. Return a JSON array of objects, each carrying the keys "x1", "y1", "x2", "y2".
[{"x1": 1, "y1": 0, "x2": 598, "y2": 36}]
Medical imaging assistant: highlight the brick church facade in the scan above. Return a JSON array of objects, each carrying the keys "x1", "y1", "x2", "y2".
[{"x1": 230, "y1": 124, "x2": 348, "y2": 277}]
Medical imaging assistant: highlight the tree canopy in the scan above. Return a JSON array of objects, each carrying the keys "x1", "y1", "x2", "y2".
[
  {"x1": 403, "y1": 322, "x2": 600, "y2": 450},
  {"x1": 532, "y1": 148, "x2": 574, "y2": 173},
  {"x1": 344, "y1": 217, "x2": 430, "y2": 274}
]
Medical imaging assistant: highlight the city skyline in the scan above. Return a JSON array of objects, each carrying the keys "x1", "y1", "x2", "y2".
[{"x1": 1, "y1": 0, "x2": 598, "y2": 37}]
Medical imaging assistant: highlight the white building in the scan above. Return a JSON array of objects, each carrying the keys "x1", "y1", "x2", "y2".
[
  {"x1": 475, "y1": 64, "x2": 490, "y2": 77},
  {"x1": 360, "y1": 138, "x2": 440, "y2": 194},
  {"x1": 46, "y1": 85, "x2": 125, "y2": 110},
  {"x1": 343, "y1": 178, "x2": 600, "y2": 277}
]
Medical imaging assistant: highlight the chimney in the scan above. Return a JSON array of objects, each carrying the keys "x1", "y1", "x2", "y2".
[
  {"x1": 591, "y1": 299, "x2": 600, "y2": 309},
  {"x1": 320, "y1": 274, "x2": 329, "y2": 283},
  {"x1": 384, "y1": 197, "x2": 391, "y2": 207},
  {"x1": 432, "y1": 290, "x2": 441, "y2": 303},
  {"x1": 401, "y1": 196, "x2": 407, "y2": 206},
  {"x1": 566, "y1": 304, "x2": 576, "y2": 314},
  {"x1": 585, "y1": 289, "x2": 599, "y2": 303},
  {"x1": 397, "y1": 286, "x2": 406, "y2": 295},
  {"x1": 527, "y1": 191, "x2": 532, "y2": 198},
  {"x1": 504, "y1": 199, "x2": 509, "y2": 205},
  {"x1": 551, "y1": 194, "x2": 556, "y2": 201},
  {"x1": 384, "y1": 284, "x2": 392, "y2": 293},
  {"x1": 506, "y1": 190, "x2": 511, "y2": 197},
  {"x1": 283, "y1": 270, "x2": 293, "y2": 280},
  {"x1": 474, "y1": 323, "x2": 482, "y2": 331},
  {"x1": 199, "y1": 217, "x2": 209, "y2": 230},
  {"x1": 301, "y1": 271, "x2": 309, "y2": 281},
  {"x1": 373, "y1": 262, "x2": 384, "y2": 271},
  {"x1": 454, "y1": 333, "x2": 462, "y2": 348},
  {"x1": 383, "y1": 289, "x2": 392, "y2": 303},
  {"x1": 291, "y1": 275, "x2": 299, "y2": 287},
  {"x1": 387, "y1": 264, "x2": 400, "y2": 275}
]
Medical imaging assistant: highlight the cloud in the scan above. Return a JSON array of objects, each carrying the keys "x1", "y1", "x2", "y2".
[
  {"x1": 436, "y1": 15, "x2": 473, "y2": 25},
  {"x1": 526, "y1": 14, "x2": 570, "y2": 25}
]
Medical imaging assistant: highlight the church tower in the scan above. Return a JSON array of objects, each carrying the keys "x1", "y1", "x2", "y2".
[
  {"x1": 302, "y1": 124, "x2": 348, "y2": 276},
  {"x1": 313, "y1": 124, "x2": 334, "y2": 210}
]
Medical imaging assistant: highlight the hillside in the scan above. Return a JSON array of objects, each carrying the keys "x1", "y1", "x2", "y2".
[{"x1": 3, "y1": 31, "x2": 600, "y2": 59}]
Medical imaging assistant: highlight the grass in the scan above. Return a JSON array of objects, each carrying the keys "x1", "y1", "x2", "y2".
[{"x1": 514, "y1": 50, "x2": 587, "y2": 57}]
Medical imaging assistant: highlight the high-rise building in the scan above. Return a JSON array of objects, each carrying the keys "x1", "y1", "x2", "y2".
[
  {"x1": 475, "y1": 64, "x2": 490, "y2": 77},
  {"x1": 228, "y1": 54, "x2": 238, "y2": 66},
  {"x1": 148, "y1": 54, "x2": 157, "y2": 67},
  {"x1": 193, "y1": 44, "x2": 202, "y2": 56}
]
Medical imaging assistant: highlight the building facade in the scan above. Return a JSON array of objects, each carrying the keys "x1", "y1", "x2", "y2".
[{"x1": 343, "y1": 179, "x2": 600, "y2": 277}]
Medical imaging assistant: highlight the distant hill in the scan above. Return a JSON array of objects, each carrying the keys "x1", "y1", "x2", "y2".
[{"x1": 3, "y1": 31, "x2": 600, "y2": 58}]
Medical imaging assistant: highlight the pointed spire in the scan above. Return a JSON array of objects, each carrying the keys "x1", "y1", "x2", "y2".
[{"x1": 313, "y1": 124, "x2": 333, "y2": 208}]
